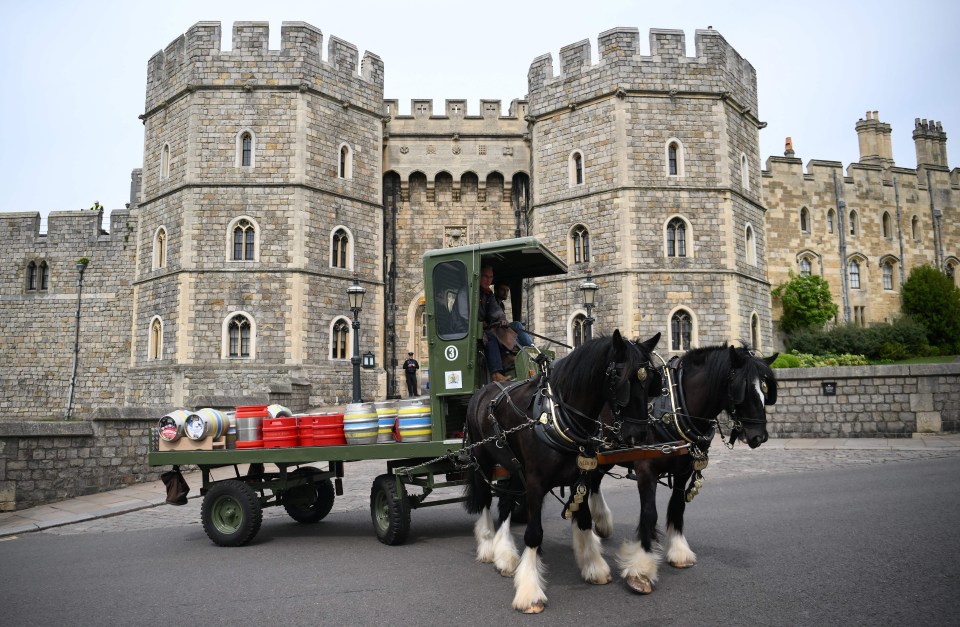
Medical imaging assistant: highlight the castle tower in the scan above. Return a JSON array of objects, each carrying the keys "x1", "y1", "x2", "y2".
[
  {"x1": 526, "y1": 27, "x2": 771, "y2": 352},
  {"x1": 855, "y1": 110, "x2": 895, "y2": 167},
  {"x1": 133, "y1": 22, "x2": 384, "y2": 408}
]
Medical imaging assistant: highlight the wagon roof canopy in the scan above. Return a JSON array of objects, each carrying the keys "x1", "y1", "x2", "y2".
[{"x1": 423, "y1": 237, "x2": 567, "y2": 283}]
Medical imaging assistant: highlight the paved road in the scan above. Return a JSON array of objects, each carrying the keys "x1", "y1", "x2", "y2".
[{"x1": 2, "y1": 445, "x2": 958, "y2": 626}]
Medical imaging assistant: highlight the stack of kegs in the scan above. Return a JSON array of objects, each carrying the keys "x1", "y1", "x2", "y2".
[
  {"x1": 397, "y1": 397, "x2": 432, "y2": 442},
  {"x1": 263, "y1": 416, "x2": 299, "y2": 448},
  {"x1": 313, "y1": 412, "x2": 346, "y2": 446},
  {"x1": 235, "y1": 405, "x2": 268, "y2": 449},
  {"x1": 374, "y1": 400, "x2": 399, "y2": 443},
  {"x1": 343, "y1": 402, "x2": 378, "y2": 445}
]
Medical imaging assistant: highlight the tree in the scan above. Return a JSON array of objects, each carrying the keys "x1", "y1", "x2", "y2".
[
  {"x1": 772, "y1": 272, "x2": 839, "y2": 333},
  {"x1": 901, "y1": 265, "x2": 960, "y2": 353}
]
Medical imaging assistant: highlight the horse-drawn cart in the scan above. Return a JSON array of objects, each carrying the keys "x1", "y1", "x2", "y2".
[{"x1": 147, "y1": 237, "x2": 568, "y2": 547}]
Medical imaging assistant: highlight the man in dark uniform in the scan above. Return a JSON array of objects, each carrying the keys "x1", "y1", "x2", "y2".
[{"x1": 402, "y1": 352, "x2": 420, "y2": 397}]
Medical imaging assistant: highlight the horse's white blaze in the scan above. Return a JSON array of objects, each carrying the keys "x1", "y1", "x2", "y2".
[
  {"x1": 664, "y1": 525, "x2": 697, "y2": 566},
  {"x1": 590, "y1": 491, "x2": 613, "y2": 539},
  {"x1": 752, "y1": 376, "x2": 764, "y2": 406},
  {"x1": 474, "y1": 507, "x2": 496, "y2": 563},
  {"x1": 572, "y1": 524, "x2": 612, "y2": 584},
  {"x1": 616, "y1": 540, "x2": 661, "y2": 582},
  {"x1": 492, "y1": 514, "x2": 520, "y2": 575},
  {"x1": 512, "y1": 546, "x2": 547, "y2": 611}
]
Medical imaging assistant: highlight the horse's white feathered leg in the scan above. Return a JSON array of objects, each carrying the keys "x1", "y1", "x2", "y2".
[
  {"x1": 512, "y1": 546, "x2": 547, "y2": 613},
  {"x1": 590, "y1": 490, "x2": 613, "y2": 539},
  {"x1": 664, "y1": 524, "x2": 697, "y2": 568},
  {"x1": 474, "y1": 507, "x2": 496, "y2": 563},
  {"x1": 572, "y1": 524, "x2": 612, "y2": 584},
  {"x1": 492, "y1": 514, "x2": 520, "y2": 576},
  {"x1": 617, "y1": 540, "x2": 661, "y2": 594}
]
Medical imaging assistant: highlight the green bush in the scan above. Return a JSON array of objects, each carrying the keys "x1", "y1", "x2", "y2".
[
  {"x1": 771, "y1": 353, "x2": 801, "y2": 368},
  {"x1": 785, "y1": 317, "x2": 929, "y2": 360},
  {"x1": 901, "y1": 265, "x2": 960, "y2": 353},
  {"x1": 784, "y1": 350, "x2": 869, "y2": 367}
]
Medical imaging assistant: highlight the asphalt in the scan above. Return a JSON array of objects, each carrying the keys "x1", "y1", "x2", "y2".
[{"x1": 2, "y1": 434, "x2": 958, "y2": 539}]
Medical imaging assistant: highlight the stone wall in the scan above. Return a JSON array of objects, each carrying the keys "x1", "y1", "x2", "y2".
[{"x1": 767, "y1": 362, "x2": 960, "y2": 437}]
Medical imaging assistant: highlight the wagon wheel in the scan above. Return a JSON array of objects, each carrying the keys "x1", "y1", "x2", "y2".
[
  {"x1": 201, "y1": 479, "x2": 263, "y2": 547},
  {"x1": 370, "y1": 474, "x2": 411, "y2": 546},
  {"x1": 283, "y1": 467, "x2": 335, "y2": 523}
]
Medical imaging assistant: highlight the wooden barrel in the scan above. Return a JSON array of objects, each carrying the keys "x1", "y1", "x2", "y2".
[
  {"x1": 184, "y1": 408, "x2": 227, "y2": 441},
  {"x1": 374, "y1": 400, "x2": 399, "y2": 443},
  {"x1": 397, "y1": 397, "x2": 432, "y2": 442},
  {"x1": 157, "y1": 409, "x2": 190, "y2": 442},
  {"x1": 343, "y1": 402, "x2": 378, "y2": 445}
]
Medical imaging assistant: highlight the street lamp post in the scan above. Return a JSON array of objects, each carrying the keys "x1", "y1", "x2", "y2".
[
  {"x1": 579, "y1": 270, "x2": 598, "y2": 343},
  {"x1": 347, "y1": 277, "x2": 366, "y2": 403},
  {"x1": 65, "y1": 258, "x2": 89, "y2": 420}
]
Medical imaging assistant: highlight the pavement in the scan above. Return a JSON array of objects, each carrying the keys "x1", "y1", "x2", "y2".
[{"x1": 2, "y1": 434, "x2": 959, "y2": 539}]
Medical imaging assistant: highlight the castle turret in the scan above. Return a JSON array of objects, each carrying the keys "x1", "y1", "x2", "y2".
[
  {"x1": 913, "y1": 118, "x2": 949, "y2": 167},
  {"x1": 855, "y1": 110, "x2": 894, "y2": 167}
]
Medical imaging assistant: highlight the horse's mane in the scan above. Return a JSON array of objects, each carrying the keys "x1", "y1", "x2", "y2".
[
  {"x1": 549, "y1": 334, "x2": 648, "y2": 392},
  {"x1": 682, "y1": 342, "x2": 777, "y2": 401}
]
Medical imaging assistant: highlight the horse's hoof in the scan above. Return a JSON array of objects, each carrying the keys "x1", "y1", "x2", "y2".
[
  {"x1": 669, "y1": 560, "x2": 695, "y2": 569},
  {"x1": 521, "y1": 602, "x2": 545, "y2": 614},
  {"x1": 625, "y1": 574, "x2": 654, "y2": 594},
  {"x1": 498, "y1": 568, "x2": 515, "y2": 578},
  {"x1": 588, "y1": 574, "x2": 612, "y2": 585}
]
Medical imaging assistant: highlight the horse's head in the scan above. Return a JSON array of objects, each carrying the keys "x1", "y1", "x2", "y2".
[
  {"x1": 726, "y1": 346, "x2": 778, "y2": 449},
  {"x1": 604, "y1": 330, "x2": 662, "y2": 445}
]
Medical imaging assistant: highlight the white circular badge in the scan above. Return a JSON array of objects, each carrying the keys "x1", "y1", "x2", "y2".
[{"x1": 445, "y1": 346, "x2": 459, "y2": 361}]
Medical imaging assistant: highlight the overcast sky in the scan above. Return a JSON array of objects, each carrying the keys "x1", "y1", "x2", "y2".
[{"x1": 2, "y1": 0, "x2": 956, "y2": 226}]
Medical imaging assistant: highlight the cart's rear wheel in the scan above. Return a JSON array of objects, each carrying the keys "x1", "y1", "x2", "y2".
[
  {"x1": 283, "y1": 467, "x2": 335, "y2": 523},
  {"x1": 201, "y1": 479, "x2": 262, "y2": 547},
  {"x1": 370, "y1": 474, "x2": 411, "y2": 545}
]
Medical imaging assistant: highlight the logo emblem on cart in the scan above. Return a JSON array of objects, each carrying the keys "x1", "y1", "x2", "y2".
[{"x1": 445, "y1": 346, "x2": 459, "y2": 361}]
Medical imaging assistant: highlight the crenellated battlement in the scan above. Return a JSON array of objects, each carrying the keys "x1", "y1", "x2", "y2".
[
  {"x1": 527, "y1": 27, "x2": 757, "y2": 119},
  {"x1": 0, "y1": 210, "x2": 135, "y2": 241},
  {"x1": 145, "y1": 21, "x2": 383, "y2": 115},
  {"x1": 382, "y1": 98, "x2": 527, "y2": 122}
]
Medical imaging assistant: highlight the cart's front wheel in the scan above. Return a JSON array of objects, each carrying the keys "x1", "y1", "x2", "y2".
[
  {"x1": 283, "y1": 467, "x2": 335, "y2": 523},
  {"x1": 201, "y1": 480, "x2": 262, "y2": 547},
  {"x1": 370, "y1": 474, "x2": 411, "y2": 546}
]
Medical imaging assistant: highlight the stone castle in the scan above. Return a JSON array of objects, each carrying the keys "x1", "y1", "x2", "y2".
[{"x1": 1, "y1": 21, "x2": 956, "y2": 421}]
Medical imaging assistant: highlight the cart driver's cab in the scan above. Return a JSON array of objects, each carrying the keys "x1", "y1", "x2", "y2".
[{"x1": 423, "y1": 237, "x2": 567, "y2": 439}]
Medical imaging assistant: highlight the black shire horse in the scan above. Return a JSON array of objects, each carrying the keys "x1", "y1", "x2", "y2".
[
  {"x1": 463, "y1": 330, "x2": 662, "y2": 614},
  {"x1": 592, "y1": 343, "x2": 778, "y2": 595}
]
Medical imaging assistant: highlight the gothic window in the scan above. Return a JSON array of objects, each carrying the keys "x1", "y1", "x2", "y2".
[
  {"x1": 882, "y1": 261, "x2": 894, "y2": 290},
  {"x1": 572, "y1": 314, "x2": 587, "y2": 348},
  {"x1": 800, "y1": 207, "x2": 810, "y2": 233},
  {"x1": 882, "y1": 212, "x2": 892, "y2": 239},
  {"x1": 799, "y1": 257, "x2": 812, "y2": 276},
  {"x1": 667, "y1": 217, "x2": 687, "y2": 258},
  {"x1": 849, "y1": 260, "x2": 861, "y2": 289},
  {"x1": 571, "y1": 224, "x2": 590, "y2": 264},
  {"x1": 331, "y1": 227, "x2": 350, "y2": 269},
  {"x1": 849, "y1": 210, "x2": 859, "y2": 237},
  {"x1": 230, "y1": 218, "x2": 257, "y2": 261},
  {"x1": 160, "y1": 143, "x2": 170, "y2": 180},
  {"x1": 569, "y1": 151, "x2": 584, "y2": 186},
  {"x1": 947, "y1": 261, "x2": 957, "y2": 285},
  {"x1": 665, "y1": 139, "x2": 687, "y2": 177},
  {"x1": 827, "y1": 209, "x2": 835, "y2": 234},
  {"x1": 911, "y1": 216, "x2": 920, "y2": 241},
  {"x1": 226, "y1": 313, "x2": 253, "y2": 358},
  {"x1": 668, "y1": 143, "x2": 678, "y2": 175},
  {"x1": 751, "y1": 313, "x2": 761, "y2": 351},
  {"x1": 339, "y1": 144, "x2": 353, "y2": 179},
  {"x1": 153, "y1": 227, "x2": 167, "y2": 270},
  {"x1": 149, "y1": 317, "x2": 163, "y2": 360},
  {"x1": 670, "y1": 309, "x2": 693, "y2": 352},
  {"x1": 26, "y1": 261, "x2": 37, "y2": 291},
  {"x1": 236, "y1": 130, "x2": 256, "y2": 168},
  {"x1": 745, "y1": 224, "x2": 757, "y2": 265},
  {"x1": 39, "y1": 261, "x2": 48, "y2": 290},
  {"x1": 331, "y1": 318, "x2": 350, "y2": 360}
]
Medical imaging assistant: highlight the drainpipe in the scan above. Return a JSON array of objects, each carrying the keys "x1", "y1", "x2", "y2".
[
  {"x1": 894, "y1": 177, "x2": 906, "y2": 287},
  {"x1": 833, "y1": 172, "x2": 850, "y2": 323},
  {"x1": 926, "y1": 169, "x2": 944, "y2": 272}
]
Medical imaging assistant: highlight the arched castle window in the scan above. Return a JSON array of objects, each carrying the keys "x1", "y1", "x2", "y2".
[
  {"x1": 827, "y1": 209, "x2": 835, "y2": 234},
  {"x1": 745, "y1": 224, "x2": 757, "y2": 266},
  {"x1": 572, "y1": 313, "x2": 587, "y2": 348},
  {"x1": 665, "y1": 139, "x2": 685, "y2": 177},
  {"x1": 153, "y1": 227, "x2": 167, "y2": 270},
  {"x1": 849, "y1": 210, "x2": 859, "y2": 237},
  {"x1": 39, "y1": 261, "x2": 48, "y2": 290},
  {"x1": 946, "y1": 259, "x2": 958, "y2": 286},
  {"x1": 740, "y1": 153, "x2": 750, "y2": 190},
  {"x1": 160, "y1": 143, "x2": 170, "y2": 180},
  {"x1": 228, "y1": 217, "x2": 258, "y2": 262},
  {"x1": 799, "y1": 257, "x2": 812, "y2": 276},
  {"x1": 236, "y1": 130, "x2": 255, "y2": 168},
  {"x1": 848, "y1": 260, "x2": 861, "y2": 290},
  {"x1": 911, "y1": 215, "x2": 920, "y2": 241},
  {"x1": 882, "y1": 261, "x2": 894, "y2": 290},
  {"x1": 751, "y1": 313, "x2": 761, "y2": 351},
  {"x1": 330, "y1": 226, "x2": 353, "y2": 270},
  {"x1": 570, "y1": 224, "x2": 590, "y2": 264},
  {"x1": 882, "y1": 212, "x2": 892, "y2": 239},
  {"x1": 330, "y1": 317, "x2": 350, "y2": 360},
  {"x1": 670, "y1": 308, "x2": 695, "y2": 352},
  {"x1": 569, "y1": 151, "x2": 584, "y2": 187},
  {"x1": 149, "y1": 317, "x2": 163, "y2": 360},
  {"x1": 339, "y1": 143, "x2": 353, "y2": 179},
  {"x1": 223, "y1": 312, "x2": 255, "y2": 359},
  {"x1": 666, "y1": 217, "x2": 688, "y2": 258},
  {"x1": 800, "y1": 207, "x2": 810, "y2": 233},
  {"x1": 26, "y1": 261, "x2": 37, "y2": 291}
]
